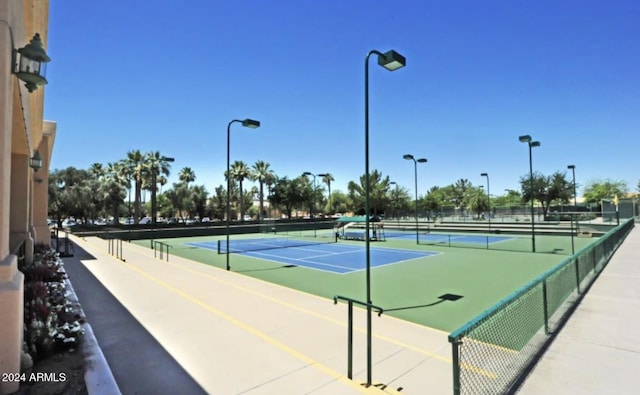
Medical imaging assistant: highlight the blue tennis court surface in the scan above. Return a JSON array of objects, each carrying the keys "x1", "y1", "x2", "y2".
[{"x1": 185, "y1": 240, "x2": 439, "y2": 274}]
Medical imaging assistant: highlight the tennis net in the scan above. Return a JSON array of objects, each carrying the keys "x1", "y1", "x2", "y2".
[{"x1": 217, "y1": 232, "x2": 337, "y2": 254}]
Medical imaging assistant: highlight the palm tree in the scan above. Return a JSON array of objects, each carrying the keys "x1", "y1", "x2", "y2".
[
  {"x1": 89, "y1": 163, "x2": 104, "y2": 178},
  {"x1": 251, "y1": 160, "x2": 274, "y2": 220},
  {"x1": 265, "y1": 173, "x2": 277, "y2": 219},
  {"x1": 124, "y1": 150, "x2": 146, "y2": 224},
  {"x1": 179, "y1": 167, "x2": 196, "y2": 189},
  {"x1": 229, "y1": 161, "x2": 250, "y2": 221},
  {"x1": 321, "y1": 173, "x2": 335, "y2": 214},
  {"x1": 146, "y1": 151, "x2": 173, "y2": 224},
  {"x1": 104, "y1": 162, "x2": 128, "y2": 223}
]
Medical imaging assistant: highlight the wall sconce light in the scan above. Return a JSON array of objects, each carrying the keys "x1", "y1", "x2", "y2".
[
  {"x1": 29, "y1": 150, "x2": 42, "y2": 171},
  {"x1": 13, "y1": 33, "x2": 51, "y2": 92}
]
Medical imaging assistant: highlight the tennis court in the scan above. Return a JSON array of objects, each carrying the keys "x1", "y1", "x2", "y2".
[
  {"x1": 186, "y1": 238, "x2": 439, "y2": 274},
  {"x1": 133, "y1": 226, "x2": 602, "y2": 332}
]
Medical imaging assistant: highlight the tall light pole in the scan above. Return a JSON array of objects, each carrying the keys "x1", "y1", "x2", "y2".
[
  {"x1": 227, "y1": 119, "x2": 260, "y2": 271},
  {"x1": 519, "y1": 135, "x2": 540, "y2": 253},
  {"x1": 480, "y1": 173, "x2": 490, "y2": 230},
  {"x1": 567, "y1": 165, "x2": 577, "y2": 210},
  {"x1": 364, "y1": 48, "x2": 405, "y2": 386},
  {"x1": 404, "y1": 154, "x2": 427, "y2": 244}
]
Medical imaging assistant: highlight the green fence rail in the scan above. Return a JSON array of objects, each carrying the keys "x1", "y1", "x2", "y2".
[{"x1": 448, "y1": 217, "x2": 634, "y2": 395}]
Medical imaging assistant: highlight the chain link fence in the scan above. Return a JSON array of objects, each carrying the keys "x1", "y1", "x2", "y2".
[{"x1": 448, "y1": 217, "x2": 634, "y2": 394}]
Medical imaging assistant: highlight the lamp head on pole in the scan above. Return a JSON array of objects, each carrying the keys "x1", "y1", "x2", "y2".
[
  {"x1": 302, "y1": 171, "x2": 313, "y2": 177},
  {"x1": 480, "y1": 172, "x2": 488, "y2": 177},
  {"x1": 531, "y1": 141, "x2": 541, "y2": 148},
  {"x1": 403, "y1": 154, "x2": 414, "y2": 161},
  {"x1": 377, "y1": 50, "x2": 406, "y2": 71},
  {"x1": 241, "y1": 119, "x2": 260, "y2": 129},
  {"x1": 417, "y1": 158, "x2": 427, "y2": 164},
  {"x1": 318, "y1": 173, "x2": 328, "y2": 177},
  {"x1": 518, "y1": 135, "x2": 532, "y2": 143},
  {"x1": 567, "y1": 164, "x2": 575, "y2": 170}
]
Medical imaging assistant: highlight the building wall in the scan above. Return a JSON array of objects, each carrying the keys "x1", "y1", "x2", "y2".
[{"x1": 0, "y1": 1, "x2": 51, "y2": 393}]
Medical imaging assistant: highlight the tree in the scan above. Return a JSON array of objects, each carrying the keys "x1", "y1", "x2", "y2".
[
  {"x1": 519, "y1": 171, "x2": 573, "y2": 218},
  {"x1": 250, "y1": 161, "x2": 274, "y2": 220},
  {"x1": 187, "y1": 185, "x2": 208, "y2": 219},
  {"x1": 321, "y1": 173, "x2": 335, "y2": 214},
  {"x1": 124, "y1": 150, "x2": 147, "y2": 223},
  {"x1": 452, "y1": 178, "x2": 472, "y2": 210},
  {"x1": 229, "y1": 161, "x2": 250, "y2": 221},
  {"x1": 164, "y1": 183, "x2": 190, "y2": 220},
  {"x1": 466, "y1": 187, "x2": 489, "y2": 218},
  {"x1": 327, "y1": 191, "x2": 350, "y2": 214},
  {"x1": 178, "y1": 167, "x2": 196, "y2": 189},
  {"x1": 264, "y1": 172, "x2": 277, "y2": 219},
  {"x1": 270, "y1": 177, "x2": 305, "y2": 219},
  {"x1": 388, "y1": 185, "x2": 411, "y2": 219},
  {"x1": 102, "y1": 163, "x2": 127, "y2": 223},
  {"x1": 423, "y1": 186, "x2": 445, "y2": 219},
  {"x1": 347, "y1": 170, "x2": 391, "y2": 215},
  {"x1": 582, "y1": 178, "x2": 629, "y2": 204},
  {"x1": 207, "y1": 185, "x2": 227, "y2": 220},
  {"x1": 146, "y1": 152, "x2": 173, "y2": 223},
  {"x1": 47, "y1": 167, "x2": 98, "y2": 225},
  {"x1": 300, "y1": 174, "x2": 324, "y2": 217}
]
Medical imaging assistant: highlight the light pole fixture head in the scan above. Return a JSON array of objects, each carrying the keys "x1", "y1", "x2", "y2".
[
  {"x1": 302, "y1": 171, "x2": 313, "y2": 177},
  {"x1": 318, "y1": 173, "x2": 328, "y2": 177},
  {"x1": 14, "y1": 33, "x2": 51, "y2": 92},
  {"x1": 518, "y1": 135, "x2": 532, "y2": 143},
  {"x1": 29, "y1": 150, "x2": 43, "y2": 171},
  {"x1": 417, "y1": 158, "x2": 428, "y2": 163},
  {"x1": 531, "y1": 141, "x2": 541, "y2": 148},
  {"x1": 241, "y1": 119, "x2": 260, "y2": 128},
  {"x1": 567, "y1": 164, "x2": 575, "y2": 170},
  {"x1": 162, "y1": 156, "x2": 175, "y2": 163},
  {"x1": 481, "y1": 172, "x2": 488, "y2": 177},
  {"x1": 403, "y1": 154, "x2": 414, "y2": 160},
  {"x1": 378, "y1": 50, "x2": 406, "y2": 71}
]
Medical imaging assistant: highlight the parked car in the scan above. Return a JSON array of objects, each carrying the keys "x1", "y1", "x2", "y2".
[
  {"x1": 139, "y1": 217, "x2": 151, "y2": 225},
  {"x1": 167, "y1": 217, "x2": 178, "y2": 224},
  {"x1": 201, "y1": 217, "x2": 211, "y2": 223}
]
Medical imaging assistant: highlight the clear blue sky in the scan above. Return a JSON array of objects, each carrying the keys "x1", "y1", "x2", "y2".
[{"x1": 45, "y1": 0, "x2": 639, "y2": 199}]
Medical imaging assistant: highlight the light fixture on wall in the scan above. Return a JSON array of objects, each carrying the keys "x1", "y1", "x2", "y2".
[
  {"x1": 13, "y1": 33, "x2": 51, "y2": 92},
  {"x1": 29, "y1": 150, "x2": 42, "y2": 171}
]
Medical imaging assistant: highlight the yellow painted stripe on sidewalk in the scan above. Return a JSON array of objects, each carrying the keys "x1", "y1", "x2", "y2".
[{"x1": 114, "y1": 256, "x2": 372, "y2": 394}]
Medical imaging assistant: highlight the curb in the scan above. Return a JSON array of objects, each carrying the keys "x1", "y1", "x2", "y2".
[{"x1": 64, "y1": 276, "x2": 121, "y2": 395}]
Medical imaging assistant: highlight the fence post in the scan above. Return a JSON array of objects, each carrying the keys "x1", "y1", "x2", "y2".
[
  {"x1": 451, "y1": 338, "x2": 461, "y2": 395},
  {"x1": 347, "y1": 300, "x2": 353, "y2": 379},
  {"x1": 542, "y1": 280, "x2": 550, "y2": 335},
  {"x1": 575, "y1": 257, "x2": 581, "y2": 295}
]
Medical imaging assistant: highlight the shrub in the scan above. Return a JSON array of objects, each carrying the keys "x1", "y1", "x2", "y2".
[{"x1": 23, "y1": 246, "x2": 84, "y2": 360}]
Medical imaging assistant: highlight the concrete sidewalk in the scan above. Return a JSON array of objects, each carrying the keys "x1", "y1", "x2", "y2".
[
  {"x1": 65, "y1": 235, "x2": 453, "y2": 394},
  {"x1": 517, "y1": 226, "x2": 640, "y2": 394}
]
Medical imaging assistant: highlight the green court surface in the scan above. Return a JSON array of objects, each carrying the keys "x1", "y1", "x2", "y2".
[{"x1": 134, "y1": 232, "x2": 598, "y2": 332}]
